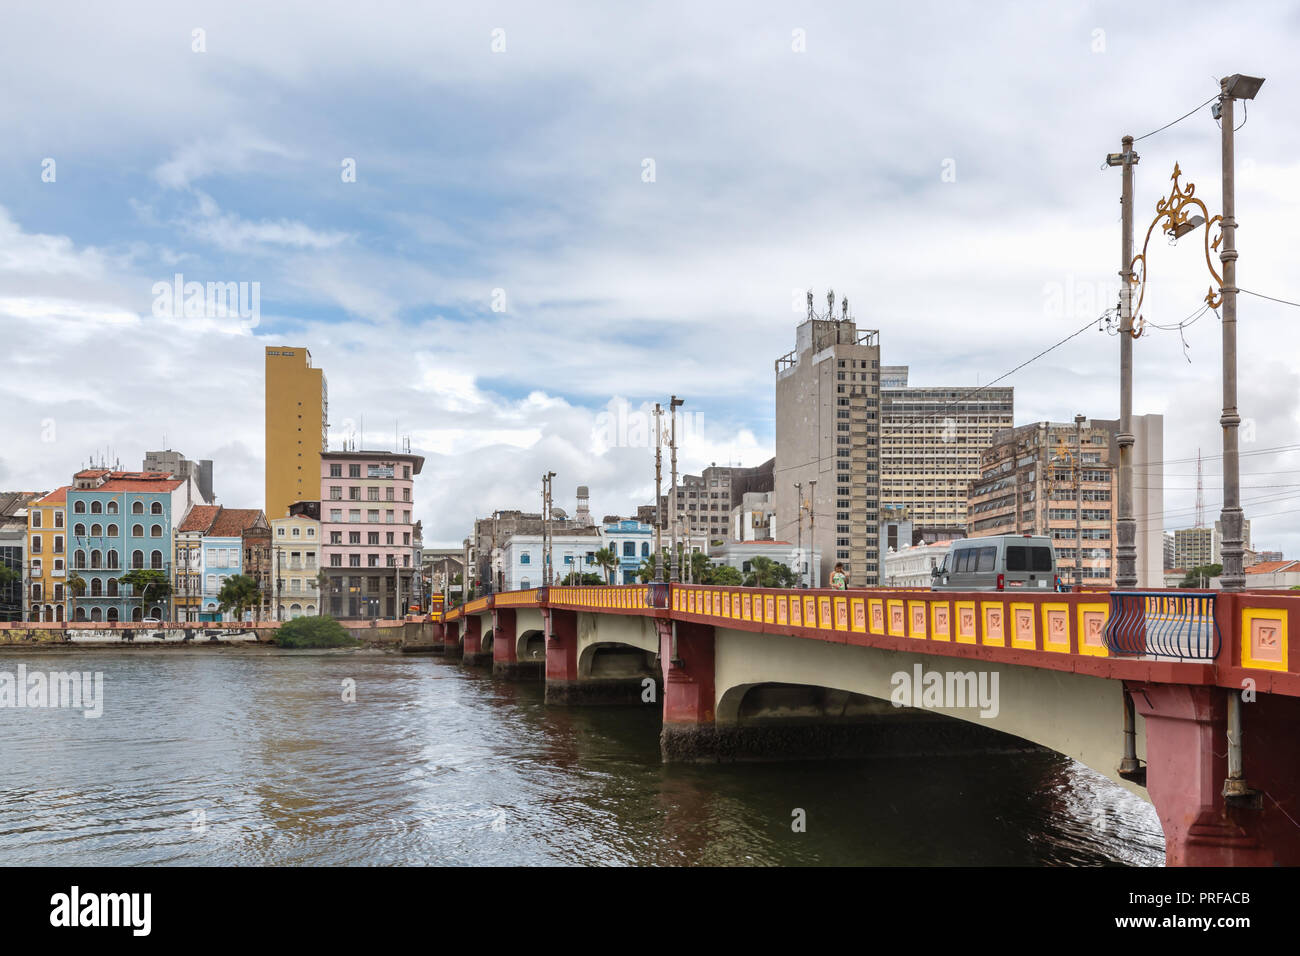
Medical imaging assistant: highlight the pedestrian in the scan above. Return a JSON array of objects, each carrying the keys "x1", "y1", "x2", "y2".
[{"x1": 831, "y1": 563, "x2": 847, "y2": 590}]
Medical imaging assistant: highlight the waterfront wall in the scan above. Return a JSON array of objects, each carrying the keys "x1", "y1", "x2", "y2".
[{"x1": 0, "y1": 619, "x2": 433, "y2": 647}]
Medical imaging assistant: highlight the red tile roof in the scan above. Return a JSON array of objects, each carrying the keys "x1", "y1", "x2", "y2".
[
  {"x1": 90, "y1": 478, "x2": 185, "y2": 493},
  {"x1": 176, "y1": 505, "x2": 221, "y2": 533},
  {"x1": 34, "y1": 486, "x2": 69, "y2": 505},
  {"x1": 1246, "y1": 561, "x2": 1299, "y2": 574},
  {"x1": 207, "y1": 508, "x2": 267, "y2": 537}
]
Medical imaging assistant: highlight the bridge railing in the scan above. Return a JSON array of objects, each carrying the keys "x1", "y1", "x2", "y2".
[{"x1": 1104, "y1": 591, "x2": 1221, "y2": 660}]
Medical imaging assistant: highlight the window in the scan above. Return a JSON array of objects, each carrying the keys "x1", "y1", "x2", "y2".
[
  {"x1": 105, "y1": 501, "x2": 117, "y2": 515},
  {"x1": 367, "y1": 487, "x2": 379, "y2": 501},
  {"x1": 330, "y1": 487, "x2": 342, "y2": 500},
  {"x1": 623, "y1": 542, "x2": 635, "y2": 557},
  {"x1": 151, "y1": 525, "x2": 162, "y2": 537},
  {"x1": 74, "y1": 523, "x2": 87, "y2": 537},
  {"x1": 330, "y1": 464, "x2": 342, "y2": 477},
  {"x1": 30, "y1": 536, "x2": 41, "y2": 554},
  {"x1": 520, "y1": 553, "x2": 531, "y2": 564},
  {"x1": 349, "y1": 464, "x2": 361, "y2": 478},
  {"x1": 55, "y1": 510, "x2": 64, "y2": 527},
  {"x1": 107, "y1": 524, "x2": 118, "y2": 537},
  {"x1": 54, "y1": 536, "x2": 63, "y2": 554},
  {"x1": 132, "y1": 524, "x2": 143, "y2": 537},
  {"x1": 132, "y1": 501, "x2": 143, "y2": 514},
  {"x1": 90, "y1": 500, "x2": 103, "y2": 514},
  {"x1": 31, "y1": 511, "x2": 41, "y2": 529}
]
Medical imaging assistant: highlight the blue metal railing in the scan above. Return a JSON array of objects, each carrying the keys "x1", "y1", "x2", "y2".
[{"x1": 1104, "y1": 591, "x2": 1220, "y2": 660}]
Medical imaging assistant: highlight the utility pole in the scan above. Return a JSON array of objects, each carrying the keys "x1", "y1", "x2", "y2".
[
  {"x1": 1215, "y1": 75, "x2": 1264, "y2": 592},
  {"x1": 669, "y1": 396, "x2": 683, "y2": 583},
  {"x1": 794, "y1": 482, "x2": 804, "y2": 587},
  {"x1": 653, "y1": 403, "x2": 664, "y2": 583},
  {"x1": 808, "y1": 479, "x2": 817, "y2": 588},
  {"x1": 1110, "y1": 134, "x2": 1140, "y2": 589},
  {"x1": 1075, "y1": 414, "x2": 1085, "y2": 587}
]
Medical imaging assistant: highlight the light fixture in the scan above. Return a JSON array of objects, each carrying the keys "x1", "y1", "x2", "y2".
[
  {"x1": 1171, "y1": 214, "x2": 1206, "y2": 239},
  {"x1": 1221, "y1": 74, "x2": 1265, "y2": 100}
]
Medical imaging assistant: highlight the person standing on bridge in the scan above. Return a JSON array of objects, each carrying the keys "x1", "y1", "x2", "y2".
[{"x1": 831, "y1": 563, "x2": 847, "y2": 590}]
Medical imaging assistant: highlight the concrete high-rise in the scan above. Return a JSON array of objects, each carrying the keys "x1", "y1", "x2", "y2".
[
  {"x1": 265, "y1": 347, "x2": 328, "y2": 521},
  {"x1": 774, "y1": 293, "x2": 881, "y2": 586},
  {"x1": 879, "y1": 366, "x2": 1013, "y2": 537}
]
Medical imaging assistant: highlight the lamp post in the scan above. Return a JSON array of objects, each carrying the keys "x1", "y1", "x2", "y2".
[
  {"x1": 669, "y1": 396, "x2": 683, "y2": 583},
  {"x1": 1108, "y1": 135, "x2": 1139, "y2": 589},
  {"x1": 1216, "y1": 73, "x2": 1264, "y2": 592}
]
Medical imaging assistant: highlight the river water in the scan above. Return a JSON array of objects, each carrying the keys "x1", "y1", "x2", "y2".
[{"x1": 0, "y1": 649, "x2": 1165, "y2": 866}]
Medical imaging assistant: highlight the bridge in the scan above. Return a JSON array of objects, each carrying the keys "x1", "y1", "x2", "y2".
[{"x1": 436, "y1": 582, "x2": 1300, "y2": 867}]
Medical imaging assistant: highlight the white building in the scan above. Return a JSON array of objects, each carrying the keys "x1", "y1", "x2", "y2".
[
  {"x1": 729, "y1": 491, "x2": 775, "y2": 542},
  {"x1": 501, "y1": 531, "x2": 603, "y2": 590},
  {"x1": 271, "y1": 514, "x2": 320, "y2": 620},
  {"x1": 709, "y1": 540, "x2": 821, "y2": 587},
  {"x1": 884, "y1": 540, "x2": 951, "y2": 588}
]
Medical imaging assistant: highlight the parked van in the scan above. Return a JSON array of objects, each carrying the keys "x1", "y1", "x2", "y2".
[{"x1": 930, "y1": 535, "x2": 1057, "y2": 591}]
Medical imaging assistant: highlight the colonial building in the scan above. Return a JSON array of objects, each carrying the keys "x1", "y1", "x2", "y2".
[
  {"x1": 3, "y1": 491, "x2": 46, "y2": 622},
  {"x1": 270, "y1": 513, "x2": 321, "y2": 620},
  {"x1": 24, "y1": 488, "x2": 67, "y2": 622},
  {"x1": 500, "y1": 528, "x2": 603, "y2": 590},
  {"x1": 883, "y1": 540, "x2": 952, "y2": 588},
  {"x1": 66, "y1": 469, "x2": 205, "y2": 621}
]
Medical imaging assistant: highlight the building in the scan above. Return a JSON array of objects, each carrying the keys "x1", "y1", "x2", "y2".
[
  {"x1": 1163, "y1": 532, "x2": 1175, "y2": 570},
  {"x1": 651, "y1": 460, "x2": 775, "y2": 543},
  {"x1": 729, "y1": 490, "x2": 775, "y2": 542},
  {"x1": 320, "y1": 450, "x2": 423, "y2": 618},
  {"x1": 884, "y1": 540, "x2": 953, "y2": 588},
  {"x1": 1256, "y1": 550, "x2": 1284, "y2": 564},
  {"x1": 708, "y1": 540, "x2": 821, "y2": 587},
  {"x1": 500, "y1": 529, "x2": 604, "y2": 590},
  {"x1": 270, "y1": 512, "x2": 321, "y2": 620},
  {"x1": 603, "y1": 519, "x2": 657, "y2": 584},
  {"x1": 174, "y1": 506, "x2": 269, "y2": 621},
  {"x1": 1238, "y1": 560, "x2": 1300, "y2": 589},
  {"x1": 143, "y1": 450, "x2": 215, "y2": 504},
  {"x1": 2, "y1": 491, "x2": 46, "y2": 622},
  {"x1": 469, "y1": 490, "x2": 597, "y2": 595},
  {"x1": 774, "y1": 293, "x2": 881, "y2": 587},
  {"x1": 24, "y1": 488, "x2": 68, "y2": 622},
  {"x1": 265, "y1": 346, "x2": 328, "y2": 522},
  {"x1": 422, "y1": 548, "x2": 465, "y2": 604},
  {"x1": 1173, "y1": 527, "x2": 1215, "y2": 570},
  {"x1": 966, "y1": 415, "x2": 1164, "y2": 588},
  {"x1": 879, "y1": 366, "x2": 1014, "y2": 537},
  {"x1": 66, "y1": 469, "x2": 206, "y2": 621}
]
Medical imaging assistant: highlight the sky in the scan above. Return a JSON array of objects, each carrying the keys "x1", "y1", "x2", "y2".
[{"x1": 2, "y1": 1, "x2": 1299, "y2": 552}]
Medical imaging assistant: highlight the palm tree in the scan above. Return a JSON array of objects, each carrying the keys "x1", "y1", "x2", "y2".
[{"x1": 593, "y1": 547, "x2": 617, "y2": 585}]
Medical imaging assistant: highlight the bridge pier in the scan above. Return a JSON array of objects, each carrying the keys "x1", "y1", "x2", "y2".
[
  {"x1": 492, "y1": 607, "x2": 543, "y2": 679},
  {"x1": 1130, "y1": 682, "x2": 1300, "y2": 866},
  {"x1": 462, "y1": 615, "x2": 491, "y2": 666},
  {"x1": 659, "y1": 620, "x2": 719, "y2": 760},
  {"x1": 544, "y1": 609, "x2": 658, "y2": 704},
  {"x1": 442, "y1": 620, "x2": 460, "y2": 657}
]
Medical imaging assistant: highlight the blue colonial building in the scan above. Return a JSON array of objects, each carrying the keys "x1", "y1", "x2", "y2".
[
  {"x1": 601, "y1": 519, "x2": 656, "y2": 584},
  {"x1": 66, "y1": 469, "x2": 201, "y2": 622}
]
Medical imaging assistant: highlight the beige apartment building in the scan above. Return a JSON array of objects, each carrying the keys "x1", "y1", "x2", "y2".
[
  {"x1": 774, "y1": 294, "x2": 881, "y2": 586},
  {"x1": 271, "y1": 513, "x2": 321, "y2": 619},
  {"x1": 966, "y1": 415, "x2": 1164, "y2": 588},
  {"x1": 880, "y1": 366, "x2": 1013, "y2": 537}
]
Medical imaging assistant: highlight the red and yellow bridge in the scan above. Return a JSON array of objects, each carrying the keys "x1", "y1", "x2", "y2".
[{"x1": 433, "y1": 582, "x2": 1299, "y2": 867}]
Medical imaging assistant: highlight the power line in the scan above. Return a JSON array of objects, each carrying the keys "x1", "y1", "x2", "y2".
[
  {"x1": 1239, "y1": 287, "x2": 1300, "y2": 309},
  {"x1": 1133, "y1": 93, "x2": 1220, "y2": 143}
]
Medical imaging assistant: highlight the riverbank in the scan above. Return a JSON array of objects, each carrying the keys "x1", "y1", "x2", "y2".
[{"x1": 0, "y1": 619, "x2": 434, "y2": 651}]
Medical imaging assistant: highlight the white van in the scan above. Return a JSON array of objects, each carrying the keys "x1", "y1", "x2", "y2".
[{"x1": 931, "y1": 535, "x2": 1058, "y2": 591}]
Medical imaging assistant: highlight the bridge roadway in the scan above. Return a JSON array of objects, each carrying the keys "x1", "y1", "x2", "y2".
[{"x1": 435, "y1": 582, "x2": 1300, "y2": 867}]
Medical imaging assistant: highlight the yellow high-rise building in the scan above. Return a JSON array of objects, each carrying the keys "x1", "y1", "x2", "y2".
[{"x1": 265, "y1": 347, "x2": 328, "y2": 520}]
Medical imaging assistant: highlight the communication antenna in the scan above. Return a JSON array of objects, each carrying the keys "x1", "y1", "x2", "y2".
[{"x1": 1195, "y1": 448, "x2": 1205, "y2": 528}]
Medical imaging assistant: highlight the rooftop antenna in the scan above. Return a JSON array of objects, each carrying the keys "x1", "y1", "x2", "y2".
[{"x1": 1195, "y1": 448, "x2": 1205, "y2": 528}]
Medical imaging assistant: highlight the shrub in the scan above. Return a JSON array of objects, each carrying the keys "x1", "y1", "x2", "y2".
[{"x1": 273, "y1": 614, "x2": 361, "y2": 649}]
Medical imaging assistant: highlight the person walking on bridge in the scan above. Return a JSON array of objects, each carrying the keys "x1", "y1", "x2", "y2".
[{"x1": 831, "y1": 563, "x2": 847, "y2": 590}]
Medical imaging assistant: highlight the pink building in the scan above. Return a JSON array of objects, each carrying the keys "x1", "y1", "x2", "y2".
[{"x1": 319, "y1": 450, "x2": 424, "y2": 618}]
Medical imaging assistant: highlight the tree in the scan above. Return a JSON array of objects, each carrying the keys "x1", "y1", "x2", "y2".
[
  {"x1": 705, "y1": 564, "x2": 743, "y2": 586},
  {"x1": 1179, "y1": 564, "x2": 1222, "y2": 588},
  {"x1": 216, "y1": 574, "x2": 261, "y2": 621},
  {"x1": 744, "y1": 556, "x2": 798, "y2": 588},
  {"x1": 559, "y1": 569, "x2": 603, "y2": 586},
  {"x1": 120, "y1": 567, "x2": 172, "y2": 614},
  {"x1": 66, "y1": 572, "x2": 87, "y2": 596},
  {"x1": 274, "y1": 614, "x2": 360, "y2": 649},
  {"x1": 593, "y1": 548, "x2": 617, "y2": 585},
  {"x1": 0, "y1": 563, "x2": 17, "y2": 588}
]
